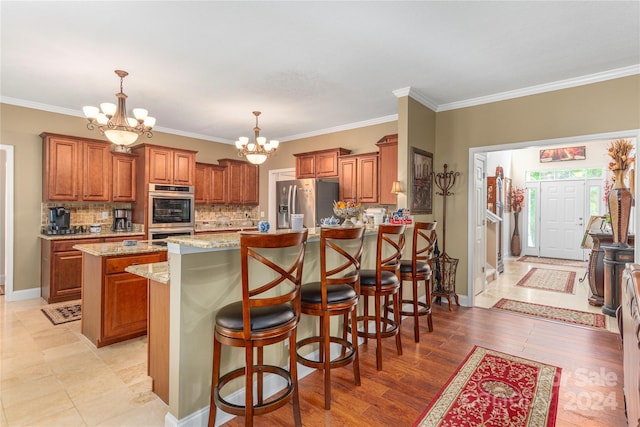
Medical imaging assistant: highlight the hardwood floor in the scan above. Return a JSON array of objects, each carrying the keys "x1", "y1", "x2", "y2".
[{"x1": 223, "y1": 303, "x2": 625, "y2": 427}]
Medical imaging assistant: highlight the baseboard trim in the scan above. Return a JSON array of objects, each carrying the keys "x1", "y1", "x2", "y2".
[{"x1": 6, "y1": 287, "x2": 40, "y2": 302}]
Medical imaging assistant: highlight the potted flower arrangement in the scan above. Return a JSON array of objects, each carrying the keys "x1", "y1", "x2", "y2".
[{"x1": 509, "y1": 186, "x2": 526, "y2": 256}]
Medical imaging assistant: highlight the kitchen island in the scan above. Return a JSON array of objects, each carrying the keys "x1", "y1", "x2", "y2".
[
  {"x1": 161, "y1": 228, "x2": 381, "y2": 425},
  {"x1": 73, "y1": 241, "x2": 167, "y2": 348}
]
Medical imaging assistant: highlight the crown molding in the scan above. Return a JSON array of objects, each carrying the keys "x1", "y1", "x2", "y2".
[
  {"x1": 437, "y1": 65, "x2": 640, "y2": 112},
  {"x1": 392, "y1": 87, "x2": 439, "y2": 111},
  {"x1": 278, "y1": 114, "x2": 398, "y2": 142}
]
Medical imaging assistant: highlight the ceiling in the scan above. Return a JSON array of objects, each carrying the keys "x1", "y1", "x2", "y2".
[{"x1": 1, "y1": 1, "x2": 639, "y2": 145}]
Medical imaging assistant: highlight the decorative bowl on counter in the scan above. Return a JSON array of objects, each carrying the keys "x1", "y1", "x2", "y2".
[{"x1": 332, "y1": 201, "x2": 362, "y2": 222}]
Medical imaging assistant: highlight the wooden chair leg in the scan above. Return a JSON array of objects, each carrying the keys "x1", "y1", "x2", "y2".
[
  {"x1": 289, "y1": 330, "x2": 302, "y2": 427},
  {"x1": 363, "y1": 296, "x2": 369, "y2": 344},
  {"x1": 208, "y1": 337, "x2": 222, "y2": 427},
  {"x1": 257, "y1": 347, "x2": 264, "y2": 406},
  {"x1": 393, "y1": 292, "x2": 403, "y2": 356},
  {"x1": 375, "y1": 293, "x2": 383, "y2": 371},
  {"x1": 426, "y1": 277, "x2": 434, "y2": 332},
  {"x1": 351, "y1": 308, "x2": 361, "y2": 386},
  {"x1": 323, "y1": 313, "x2": 331, "y2": 409},
  {"x1": 245, "y1": 344, "x2": 254, "y2": 426},
  {"x1": 413, "y1": 277, "x2": 420, "y2": 342}
]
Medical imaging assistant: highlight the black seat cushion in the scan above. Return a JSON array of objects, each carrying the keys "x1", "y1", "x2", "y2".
[
  {"x1": 400, "y1": 260, "x2": 431, "y2": 274},
  {"x1": 216, "y1": 301, "x2": 295, "y2": 331},
  {"x1": 359, "y1": 270, "x2": 399, "y2": 287},
  {"x1": 300, "y1": 281, "x2": 357, "y2": 304}
]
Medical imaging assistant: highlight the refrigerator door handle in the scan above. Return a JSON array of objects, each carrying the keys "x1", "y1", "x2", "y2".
[
  {"x1": 287, "y1": 185, "x2": 293, "y2": 222},
  {"x1": 292, "y1": 185, "x2": 298, "y2": 215}
]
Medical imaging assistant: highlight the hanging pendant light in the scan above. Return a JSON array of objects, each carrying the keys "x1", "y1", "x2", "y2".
[
  {"x1": 235, "y1": 111, "x2": 279, "y2": 165},
  {"x1": 83, "y1": 70, "x2": 155, "y2": 151}
]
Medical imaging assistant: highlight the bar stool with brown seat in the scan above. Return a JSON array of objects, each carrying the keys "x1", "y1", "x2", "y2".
[
  {"x1": 208, "y1": 230, "x2": 308, "y2": 427},
  {"x1": 356, "y1": 223, "x2": 406, "y2": 371},
  {"x1": 396, "y1": 221, "x2": 437, "y2": 342},
  {"x1": 296, "y1": 226, "x2": 365, "y2": 410}
]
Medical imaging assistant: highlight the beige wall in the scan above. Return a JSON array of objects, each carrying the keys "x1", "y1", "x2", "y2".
[{"x1": 435, "y1": 75, "x2": 640, "y2": 297}]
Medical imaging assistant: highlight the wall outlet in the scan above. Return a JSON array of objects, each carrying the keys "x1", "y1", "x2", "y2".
[
  {"x1": 102, "y1": 211, "x2": 109, "y2": 219},
  {"x1": 260, "y1": 211, "x2": 265, "y2": 218}
]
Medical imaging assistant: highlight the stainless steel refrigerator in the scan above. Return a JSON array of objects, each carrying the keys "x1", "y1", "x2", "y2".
[{"x1": 276, "y1": 179, "x2": 339, "y2": 229}]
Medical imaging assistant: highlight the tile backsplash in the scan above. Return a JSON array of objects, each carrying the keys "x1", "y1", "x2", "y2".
[
  {"x1": 41, "y1": 202, "x2": 134, "y2": 228},
  {"x1": 195, "y1": 205, "x2": 259, "y2": 223}
]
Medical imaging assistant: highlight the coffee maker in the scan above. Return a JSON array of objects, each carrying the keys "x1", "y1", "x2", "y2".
[
  {"x1": 47, "y1": 207, "x2": 71, "y2": 233},
  {"x1": 113, "y1": 209, "x2": 132, "y2": 232}
]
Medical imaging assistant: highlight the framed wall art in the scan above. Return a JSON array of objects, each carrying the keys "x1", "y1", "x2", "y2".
[
  {"x1": 539, "y1": 146, "x2": 586, "y2": 162},
  {"x1": 410, "y1": 147, "x2": 433, "y2": 214}
]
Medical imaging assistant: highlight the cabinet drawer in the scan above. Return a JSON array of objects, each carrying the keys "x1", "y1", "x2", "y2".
[
  {"x1": 105, "y1": 253, "x2": 166, "y2": 274},
  {"x1": 103, "y1": 235, "x2": 145, "y2": 243},
  {"x1": 53, "y1": 238, "x2": 102, "y2": 252}
]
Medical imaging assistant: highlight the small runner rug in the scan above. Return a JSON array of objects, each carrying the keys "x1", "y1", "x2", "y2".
[
  {"x1": 414, "y1": 346, "x2": 561, "y2": 427},
  {"x1": 41, "y1": 300, "x2": 81, "y2": 325},
  {"x1": 515, "y1": 268, "x2": 576, "y2": 294},
  {"x1": 517, "y1": 256, "x2": 586, "y2": 268},
  {"x1": 492, "y1": 298, "x2": 606, "y2": 330}
]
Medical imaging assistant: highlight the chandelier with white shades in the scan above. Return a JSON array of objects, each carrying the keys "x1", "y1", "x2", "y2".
[
  {"x1": 235, "y1": 111, "x2": 279, "y2": 165},
  {"x1": 83, "y1": 70, "x2": 156, "y2": 150}
]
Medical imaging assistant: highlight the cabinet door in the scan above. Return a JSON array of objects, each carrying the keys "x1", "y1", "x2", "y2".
[
  {"x1": 43, "y1": 135, "x2": 81, "y2": 201},
  {"x1": 173, "y1": 151, "x2": 195, "y2": 185},
  {"x1": 194, "y1": 163, "x2": 210, "y2": 204},
  {"x1": 296, "y1": 155, "x2": 315, "y2": 179},
  {"x1": 226, "y1": 161, "x2": 244, "y2": 204},
  {"x1": 338, "y1": 158, "x2": 357, "y2": 202},
  {"x1": 377, "y1": 140, "x2": 398, "y2": 205},
  {"x1": 149, "y1": 147, "x2": 173, "y2": 184},
  {"x1": 51, "y1": 251, "x2": 83, "y2": 302},
  {"x1": 315, "y1": 151, "x2": 339, "y2": 178},
  {"x1": 112, "y1": 154, "x2": 137, "y2": 202},
  {"x1": 211, "y1": 165, "x2": 226, "y2": 204},
  {"x1": 82, "y1": 141, "x2": 111, "y2": 201},
  {"x1": 242, "y1": 163, "x2": 259, "y2": 205},
  {"x1": 358, "y1": 155, "x2": 378, "y2": 204},
  {"x1": 104, "y1": 272, "x2": 148, "y2": 341}
]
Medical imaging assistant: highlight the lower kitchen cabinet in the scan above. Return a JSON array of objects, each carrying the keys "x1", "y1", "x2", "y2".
[{"x1": 82, "y1": 250, "x2": 166, "y2": 348}]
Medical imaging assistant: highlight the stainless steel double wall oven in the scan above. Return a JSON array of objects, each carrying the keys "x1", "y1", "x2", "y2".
[{"x1": 147, "y1": 184, "x2": 195, "y2": 240}]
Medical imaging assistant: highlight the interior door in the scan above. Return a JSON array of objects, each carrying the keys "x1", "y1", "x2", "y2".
[
  {"x1": 473, "y1": 154, "x2": 487, "y2": 296},
  {"x1": 540, "y1": 180, "x2": 585, "y2": 260}
]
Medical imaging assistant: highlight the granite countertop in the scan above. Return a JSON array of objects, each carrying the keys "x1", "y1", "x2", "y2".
[
  {"x1": 125, "y1": 262, "x2": 169, "y2": 284},
  {"x1": 73, "y1": 240, "x2": 167, "y2": 256},
  {"x1": 39, "y1": 230, "x2": 146, "y2": 241},
  {"x1": 167, "y1": 226, "x2": 379, "y2": 249}
]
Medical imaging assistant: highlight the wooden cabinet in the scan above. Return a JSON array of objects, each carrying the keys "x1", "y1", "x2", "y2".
[
  {"x1": 132, "y1": 144, "x2": 197, "y2": 186},
  {"x1": 376, "y1": 134, "x2": 398, "y2": 205},
  {"x1": 40, "y1": 235, "x2": 145, "y2": 304},
  {"x1": 218, "y1": 159, "x2": 259, "y2": 205},
  {"x1": 338, "y1": 152, "x2": 379, "y2": 204},
  {"x1": 195, "y1": 162, "x2": 227, "y2": 204},
  {"x1": 82, "y1": 250, "x2": 166, "y2": 348},
  {"x1": 42, "y1": 133, "x2": 112, "y2": 202},
  {"x1": 294, "y1": 148, "x2": 351, "y2": 179},
  {"x1": 112, "y1": 153, "x2": 137, "y2": 202}
]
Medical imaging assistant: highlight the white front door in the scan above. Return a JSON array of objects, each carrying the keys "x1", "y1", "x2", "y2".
[
  {"x1": 473, "y1": 154, "x2": 487, "y2": 296},
  {"x1": 540, "y1": 180, "x2": 585, "y2": 260}
]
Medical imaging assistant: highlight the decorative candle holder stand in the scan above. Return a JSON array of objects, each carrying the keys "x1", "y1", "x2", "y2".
[{"x1": 430, "y1": 163, "x2": 461, "y2": 311}]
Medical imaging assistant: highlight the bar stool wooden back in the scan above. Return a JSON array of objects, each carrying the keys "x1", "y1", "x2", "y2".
[
  {"x1": 356, "y1": 223, "x2": 406, "y2": 371},
  {"x1": 296, "y1": 226, "x2": 365, "y2": 410},
  {"x1": 208, "y1": 230, "x2": 308, "y2": 427},
  {"x1": 398, "y1": 221, "x2": 437, "y2": 342}
]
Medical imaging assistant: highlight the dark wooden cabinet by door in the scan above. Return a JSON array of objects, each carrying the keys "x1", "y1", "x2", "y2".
[{"x1": 338, "y1": 152, "x2": 379, "y2": 204}]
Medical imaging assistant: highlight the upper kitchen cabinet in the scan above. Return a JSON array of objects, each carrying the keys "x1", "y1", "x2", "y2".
[
  {"x1": 131, "y1": 144, "x2": 197, "y2": 186},
  {"x1": 294, "y1": 148, "x2": 351, "y2": 179},
  {"x1": 338, "y1": 152, "x2": 379, "y2": 204},
  {"x1": 218, "y1": 159, "x2": 259, "y2": 205},
  {"x1": 375, "y1": 134, "x2": 398, "y2": 205},
  {"x1": 42, "y1": 133, "x2": 111, "y2": 202},
  {"x1": 112, "y1": 153, "x2": 137, "y2": 202},
  {"x1": 195, "y1": 162, "x2": 226, "y2": 204}
]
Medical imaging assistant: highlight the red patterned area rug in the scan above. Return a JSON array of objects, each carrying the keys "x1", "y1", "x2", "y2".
[
  {"x1": 515, "y1": 268, "x2": 576, "y2": 294},
  {"x1": 414, "y1": 346, "x2": 561, "y2": 427},
  {"x1": 492, "y1": 298, "x2": 606, "y2": 330},
  {"x1": 517, "y1": 256, "x2": 586, "y2": 268}
]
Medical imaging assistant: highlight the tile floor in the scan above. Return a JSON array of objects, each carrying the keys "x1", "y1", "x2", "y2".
[{"x1": 0, "y1": 256, "x2": 617, "y2": 426}]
